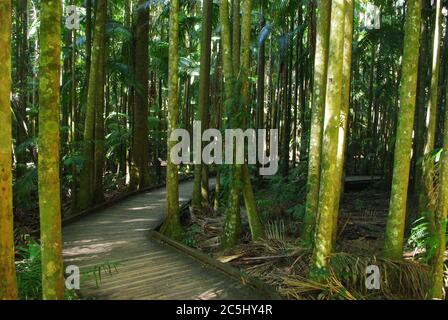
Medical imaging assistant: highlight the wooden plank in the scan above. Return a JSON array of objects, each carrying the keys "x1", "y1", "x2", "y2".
[{"x1": 63, "y1": 179, "x2": 269, "y2": 300}]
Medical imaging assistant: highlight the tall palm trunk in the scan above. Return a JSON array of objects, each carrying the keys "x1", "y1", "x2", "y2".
[
  {"x1": 302, "y1": 0, "x2": 331, "y2": 245},
  {"x1": 383, "y1": 0, "x2": 422, "y2": 260},
  {"x1": 311, "y1": 0, "x2": 346, "y2": 273},
  {"x1": 220, "y1": 0, "x2": 242, "y2": 249},
  {"x1": 38, "y1": 0, "x2": 64, "y2": 299},
  {"x1": 130, "y1": 0, "x2": 151, "y2": 190},
  {"x1": 332, "y1": 0, "x2": 355, "y2": 245},
  {"x1": 419, "y1": 0, "x2": 443, "y2": 234},
  {"x1": 428, "y1": 78, "x2": 448, "y2": 300},
  {"x1": 240, "y1": 0, "x2": 264, "y2": 240},
  {"x1": 160, "y1": 0, "x2": 182, "y2": 240},
  {"x1": 0, "y1": 0, "x2": 18, "y2": 300},
  {"x1": 192, "y1": 0, "x2": 213, "y2": 210},
  {"x1": 79, "y1": 0, "x2": 108, "y2": 209}
]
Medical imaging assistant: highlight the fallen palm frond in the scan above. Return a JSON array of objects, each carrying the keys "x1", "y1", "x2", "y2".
[{"x1": 225, "y1": 238, "x2": 430, "y2": 300}]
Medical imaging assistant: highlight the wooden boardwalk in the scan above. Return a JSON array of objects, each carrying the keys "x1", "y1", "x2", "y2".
[{"x1": 62, "y1": 179, "x2": 266, "y2": 300}]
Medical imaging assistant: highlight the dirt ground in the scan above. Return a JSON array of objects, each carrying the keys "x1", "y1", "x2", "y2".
[{"x1": 184, "y1": 182, "x2": 445, "y2": 300}]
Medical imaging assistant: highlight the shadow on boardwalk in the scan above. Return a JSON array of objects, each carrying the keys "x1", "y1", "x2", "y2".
[{"x1": 63, "y1": 179, "x2": 267, "y2": 300}]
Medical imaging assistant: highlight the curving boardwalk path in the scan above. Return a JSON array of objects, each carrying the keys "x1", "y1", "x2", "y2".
[{"x1": 62, "y1": 179, "x2": 265, "y2": 300}]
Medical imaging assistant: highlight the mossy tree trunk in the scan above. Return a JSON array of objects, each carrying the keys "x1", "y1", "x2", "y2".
[
  {"x1": 240, "y1": 0, "x2": 264, "y2": 241},
  {"x1": 79, "y1": 0, "x2": 108, "y2": 209},
  {"x1": 220, "y1": 0, "x2": 242, "y2": 249},
  {"x1": 311, "y1": 0, "x2": 346, "y2": 273},
  {"x1": 130, "y1": 0, "x2": 151, "y2": 191},
  {"x1": 419, "y1": 0, "x2": 442, "y2": 236},
  {"x1": 428, "y1": 79, "x2": 448, "y2": 300},
  {"x1": 160, "y1": 0, "x2": 183, "y2": 240},
  {"x1": 383, "y1": 0, "x2": 422, "y2": 260},
  {"x1": 0, "y1": 0, "x2": 18, "y2": 300},
  {"x1": 93, "y1": 23, "x2": 107, "y2": 203},
  {"x1": 302, "y1": 0, "x2": 331, "y2": 245},
  {"x1": 38, "y1": 0, "x2": 65, "y2": 300},
  {"x1": 332, "y1": 0, "x2": 354, "y2": 246},
  {"x1": 256, "y1": 6, "x2": 266, "y2": 179},
  {"x1": 192, "y1": 0, "x2": 213, "y2": 211},
  {"x1": 413, "y1": 0, "x2": 431, "y2": 207}
]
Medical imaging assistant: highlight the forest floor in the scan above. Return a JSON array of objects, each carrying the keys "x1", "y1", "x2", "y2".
[{"x1": 183, "y1": 175, "x2": 447, "y2": 300}]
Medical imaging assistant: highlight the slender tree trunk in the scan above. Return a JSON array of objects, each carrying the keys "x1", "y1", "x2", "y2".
[
  {"x1": 332, "y1": 0, "x2": 354, "y2": 245},
  {"x1": 130, "y1": 0, "x2": 151, "y2": 190},
  {"x1": 93, "y1": 28, "x2": 107, "y2": 202},
  {"x1": 221, "y1": 0, "x2": 242, "y2": 249},
  {"x1": 302, "y1": 0, "x2": 331, "y2": 244},
  {"x1": 160, "y1": 0, "x2": 182, "y2": 240},
  {"x1": 240, "y1": 0, "x2": 264, "y2": 240},
  {"x1": 428, "y1": 78, "x2": 448, "y2": 300},
  {"x1": 70, "y1": 25, "x2": 78, "y2": 211},
  {"x1": 413, "y1": 0, "x2": 430, "y2": 204},
  {"x1": 232, "y1": 0, "x2": 240, "y2": 73},
  {"x1": 419, "y1": 0, "x2": 442, "y2": 227},
  {"x1": 192, "y1": 0, "x2": 213, "y2": 210},
  {"x1": 213, "y1": 43, "x2": 223, "y2": 210},
  {"x1": 280, "y1": 19, "x2": 292, "y2": 177},
  {"x1": 86, "y1": 0, "x2": 92, "y2": 82},
  {"x1": 311, "y1": 0, "x2": 345, "y2": 273},
  {"x1": 383, "y1": 0, "x2": 422, "y2": 260},
  {"x1": 79, "y1": 0, "x2": 107, "y2": 209},
  {"x1": 0, "y1": 0, "x2": 18, "y2": 300},
  {"x1": 256, "y1": 9, "x2": 266, "y2": 179},
  {"x1": 38, "y1": 0, "x2": 64, "y2": 299},
  {"x1": 15, "y1": 0, "x2": 29, "y2": 177}
]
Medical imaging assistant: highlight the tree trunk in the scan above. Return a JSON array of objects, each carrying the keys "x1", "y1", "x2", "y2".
[
  {"x1": 419, "y1": 0, "x2": 442, "y2": 228},
  {"x1": 38, "y1": 0, "x2": 64, "y2": 299},
  {"x1": 332, "y1": 0, "x2": 354, "y2": 245},
  {"x1": 383, "y1": 0, "x2": 422, "y2": 260},
  {"x1": 192, "y1": 0, "x2": 213, "y2": 210},
  {"x1": 302, "y1": 0, "x2": 331, "y2": 245},
  {"x1": 428, "y1": 75, "x2": 448, "y2": 300},
  {"x1": 240, "y1": 0, "x2": 264, "y2": 240},
  {"x1": 160, "y1": 0, "x2": 182, "y2": 240},
  {"x1": 221, "y1": 0, "x2": 242, "y2": 249},
  {"x1": 413, "y1": 0, "x2": 431, "y2": 205},
  {"x1": 130, "y1": 0, "x2": 151, "y2": 190},
  {"x1": 79, "y1": 0, "x2": 108, "y2": 209},
  {"x1": 311, "y1": 0, "x2": 346, "y2": 273},
  {"x1": 93, "y1": 22, "x2": 107, "y2": 202},
  {"x1": 0, "y1": 0, "x2": 18, "y2": 300}
]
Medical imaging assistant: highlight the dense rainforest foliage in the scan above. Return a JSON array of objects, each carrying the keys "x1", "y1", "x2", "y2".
[{"x1": 0, "y1": 0, "x2": 448, "y2": 300}]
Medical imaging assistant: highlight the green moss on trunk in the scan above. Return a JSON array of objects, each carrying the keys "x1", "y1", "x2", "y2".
[
  {"x1": 332, "y1": 0, "x2": 354, "y2": 246},
  {"x1": 383, "y1": 0, "x2": 422, "y2": 260},
  {"x1": 0, "y1": 0, "x2": 18, "y2": 300},
  {"x1": 130, "y1": 0, "x2": 151, "y2": 190},
  {"x1": 79, "y1": 0, "x2": 108, "y2": 209},
  {"x1": 428, "y1": 41, "x2": 448, "y2": 300},
  {"x1": 192, "y1": 0, "x2": 213, "y2": 210},
  {"x1": 240, "y1": 0, "x2": 264, "y2": 241},
  {"x1": 160, "y1": 0, "x2": 183, "y2": 240},
  {"x1": 220, "y1": 0, "x2": 242, "y2": 250},
  {"x1": 419, "y1": 0, "x2": 442, "y2": 245},
  {"x1": 38, "y1": 0, "x2": 64, "y2": 300},
  {"x1": 303, "y1": 0, "x2": 331, "y2": 245},
  {"x1": 311, "y1": 0, "x2": 346, "y2": 273}
]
